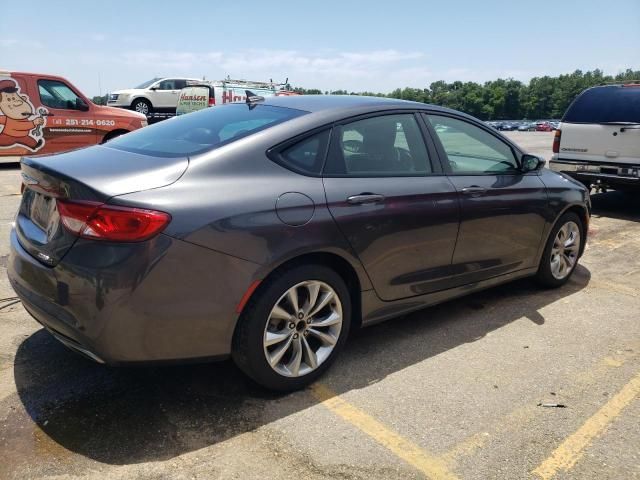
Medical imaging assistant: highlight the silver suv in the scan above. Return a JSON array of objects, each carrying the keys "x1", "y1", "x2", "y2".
[{"x1": 549, "y1": 84, "x2": 640, "y2": 191}]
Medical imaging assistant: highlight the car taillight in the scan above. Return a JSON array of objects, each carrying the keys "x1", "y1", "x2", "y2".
[
  {"x1": 553, "y1": 129, "x2": 561, "y2": 154},
  {"x1": 208, "y1": 96, "x2": 215, "y2": 106},
  {"x1": 56, "y1": 200, "x2": 171, "y2": 242}
]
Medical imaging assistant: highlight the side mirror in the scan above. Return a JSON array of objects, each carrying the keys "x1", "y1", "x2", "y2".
[
  {"x1": 150, "y1": 85, "x2": 159, "y2": 90},
  {"x1": 521, "y1": 154, "x2": 544, "y2": 172},
  {"x1": 75, "y1": 98, "x2": 89, "y2": 112}
]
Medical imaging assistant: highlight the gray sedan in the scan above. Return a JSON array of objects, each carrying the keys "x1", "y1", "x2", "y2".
[{"x1": 8, "y1": 95, "x2": 590, "y2": 390}]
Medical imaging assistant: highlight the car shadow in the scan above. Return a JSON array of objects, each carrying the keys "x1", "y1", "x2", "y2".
[
  {"x1": 590, "y1": 190, "x2": 640, "y2": 223},
  {"x1": 10, "y1": 266, "x2": 590, "y2": 466}
]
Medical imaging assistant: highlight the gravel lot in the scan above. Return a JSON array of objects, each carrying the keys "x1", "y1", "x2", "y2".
[{"x1": 0, "y1": 132, "x2": 638, "y2": 480}]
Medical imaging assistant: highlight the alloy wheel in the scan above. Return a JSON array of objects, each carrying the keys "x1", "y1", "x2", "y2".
[
  {"x1": 134, "y1": 102, "x2": 149, "y2": 115},
  {"x1": 263, "y1": 281, "x2": 343, "y2": 377},
  {"x1": 550, "y1": 221, "x2": 581, "y2": 280}
]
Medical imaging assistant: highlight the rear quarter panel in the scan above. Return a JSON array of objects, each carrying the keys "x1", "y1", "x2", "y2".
[{"x1": 108, "y1": 124, "x2": 374, "y2": 291}]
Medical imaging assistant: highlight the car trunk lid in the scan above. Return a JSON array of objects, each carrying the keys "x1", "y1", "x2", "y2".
[{"x1": 16, "y1": 145, "x2": 187, "y2": 266}]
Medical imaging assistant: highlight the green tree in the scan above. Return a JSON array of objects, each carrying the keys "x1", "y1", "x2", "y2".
[{"x1": 290, "y1": 68, "x2": 640, "y2": 120}]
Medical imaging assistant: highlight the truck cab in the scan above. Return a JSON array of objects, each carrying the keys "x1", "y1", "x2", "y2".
[{"x1": 0, "y1": 71, "x2": 147, "y2": 161}]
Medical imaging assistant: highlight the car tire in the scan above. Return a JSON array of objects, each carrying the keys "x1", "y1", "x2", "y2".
[
  {"x1": 535, "y1": 212, "x2": 584, "y2": 288},
  {"x1": 131, "y1": 98, "x2": 152, "y2": 116},
  {"x1": 232, "y1": 264, "x2": 351, "y2": 391},
  {"x1": 101, "y1": 130, "x2": 128, "y2": 143}
]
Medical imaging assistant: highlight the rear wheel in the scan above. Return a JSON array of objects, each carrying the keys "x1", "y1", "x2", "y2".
[
  {"x1": 101, "y1": 130, "x2": 129, "y2": 143},
  {"x1": 232, "y1": 264, "x2": 351, "y2": 391},
  {"x1": 131, "y1": 98, "x2": 151, "y2": 116},
  {"x1": 535, "y1": 212, "x2": 583, "y2": 288}
]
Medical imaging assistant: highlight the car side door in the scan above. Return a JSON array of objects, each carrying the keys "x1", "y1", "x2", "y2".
[
  {"x1": 36, "y1": 78, "x2": 97, "y2": 153},
  {"x1": 424, "y1": 113, "x2": 548, "y2": 285},
  {"x1": 322, "y1": 111, "x2": 460, "y2": 301},
  {"x1": 152, "y1": 79, "x2": 183, "y2": 109}
]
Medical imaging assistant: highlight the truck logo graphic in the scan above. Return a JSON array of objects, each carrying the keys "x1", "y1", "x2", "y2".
[{"x1": 0, "y1": 77, "x2": 47, "y2": 152}]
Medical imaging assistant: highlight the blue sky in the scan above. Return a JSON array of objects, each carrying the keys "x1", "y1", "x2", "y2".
[{"x1": 1, "y1": 0, "x2": 638, "y2": 96}]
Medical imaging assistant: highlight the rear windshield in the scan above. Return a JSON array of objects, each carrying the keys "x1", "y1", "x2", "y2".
[
  {"x1": 107, "y1": 104, "x2": 306, "y2": 158},
  {"x1": 563, "y1": 86, "x2": 640, "y2": 123}
]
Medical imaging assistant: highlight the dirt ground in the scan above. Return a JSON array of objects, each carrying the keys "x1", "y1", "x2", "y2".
[{"x1": 0, "y1": 131, "x2": 638, "y2": 479}]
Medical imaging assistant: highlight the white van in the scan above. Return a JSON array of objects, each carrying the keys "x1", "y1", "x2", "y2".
[
  {"x1": 176, "y1": 79, "x2": 297, "y2": 116},
  {"x1": 549, "y1": 84, "x2": 640, "y2": 191}
]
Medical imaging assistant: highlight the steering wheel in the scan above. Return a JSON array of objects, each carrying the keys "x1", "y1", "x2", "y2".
[{"x1": 343, "y1": 139, "x2": 363, "y2": 153}]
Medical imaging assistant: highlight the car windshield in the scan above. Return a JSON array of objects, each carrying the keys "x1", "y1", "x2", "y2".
[
  {"x1": 107, "y1": 103, "x2": 307, "y2": 158},
  {"x1": 135, "y1": 78, "x2": 162, "y2": 89},
  {"x1": 564, "y1": 86, "x2": 640, "y2": 123}
]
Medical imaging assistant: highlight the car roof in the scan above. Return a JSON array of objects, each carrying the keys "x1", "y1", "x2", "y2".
[{"x1": 260, "y1": 94, "x2": 457, "y2": 114}]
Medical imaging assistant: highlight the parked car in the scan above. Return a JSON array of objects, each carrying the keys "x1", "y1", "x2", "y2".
[
  {"x1": 536, "y1": 121, "x2": 553, "y2": 132},
  {"x1": 498, "y1": 122, "x2": 517, "y2": 131},
  {"x1": 107, "y1": 77, "x2": 201, "y2": 115},
  {"x1": 518, "y1": 122, "x2": 536, "y2": 132},
  {"x1": 0, "y1": 70, "x2": 146, "y2": 162},
  {"x1": 549, "y1": 83, "x2": 640, "y2": 191},
  {"x1": 8, "y1": 95, "x2": 590, "y2": 391}
]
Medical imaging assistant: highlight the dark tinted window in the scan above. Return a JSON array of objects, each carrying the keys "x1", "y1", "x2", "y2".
[
  {"x1": 158, "y1": 79, "x2": 177, "y2": 90},
  {"x1": 564, "y1": 86, "x2": 640, "y2": 123},
  {"x1": 324, "y1": 114, "x2": 431, "y2": 176},
  {"x1": 276, "y1": 130, "x2": 330, "y2": 175},
  {"x1": 174, "y1": 79, "x2": 187, "y2": 89},
  {"x1": 38, "y1": 80, "x2": 85, "y2": 110},
  {"x1": 107, "y1": 103, "x2": 306, "y2": 158}
]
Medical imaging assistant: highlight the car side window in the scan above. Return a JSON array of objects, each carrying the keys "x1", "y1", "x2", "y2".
[
  {"x1": 158, "y1": 79, "x2": 176, "y2": 90},
  {"x1": 38, "y1": 79, "x2": 85, "y2": 110},
  {"x1": 174, "y1": 79, "x2": 187, "y2": 90},
  {"x1": 324, "y1": 114, "x2": 431, "y2": 176},
  {"x1": 426, "y1": 114, "x2": 519, "y2": 174},
  {"x1": 274, "y1": 130, "x2": 331, "y2": 175}
]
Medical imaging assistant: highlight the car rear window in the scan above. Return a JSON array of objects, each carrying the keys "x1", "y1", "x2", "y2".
[
  {"x1": 107, "y1": 103, "x2": 306, "y2": 158},
  {"x1": 563, "y1": 86, "x2": 640, "y2": 124}
]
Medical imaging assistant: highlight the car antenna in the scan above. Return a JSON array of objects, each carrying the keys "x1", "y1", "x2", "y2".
[{"x1": 245, "y1": 90, "x2": 264, "y2": 108}]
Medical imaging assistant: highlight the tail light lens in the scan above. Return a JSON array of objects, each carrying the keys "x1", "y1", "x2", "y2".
[
  {"x1": 208, "y1": 96, "x2": 215, "y2": 106},
  {"x1": 57, "y1": 200, "x2": 171, "y2": 242},
  {"x1": 552, "y1": 129, "x2": 561, "y2": 154}
]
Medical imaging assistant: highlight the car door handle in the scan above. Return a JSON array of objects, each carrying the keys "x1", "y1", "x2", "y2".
[
  {"x1": 461, "y1": 186, "x2": 487, "y2": 195},
  {"x1": 347, "y1": 193, "x2": 385, "y2": 205}
]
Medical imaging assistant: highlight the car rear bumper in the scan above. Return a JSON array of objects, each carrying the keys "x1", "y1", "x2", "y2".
[
  {"x1": 8, "y1": 229, "x2": 259, "y2": 364},
  {"x1": 549, "y1": 159, "x2": 640, "y2": 188}
]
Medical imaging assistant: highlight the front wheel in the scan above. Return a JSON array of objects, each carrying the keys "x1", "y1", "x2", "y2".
[
  {"x1": 535, "y1": 212, "x2": 584, "y2": 288},
  {"x1": 131, "y1": 98, "x2": 151, "y2": 116},
  {"x1": 232, "y1": 264, "x2": 351, "y2": 391}
]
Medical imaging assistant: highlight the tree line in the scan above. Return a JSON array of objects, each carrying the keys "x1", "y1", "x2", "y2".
[{"x1": 292, "y1": 69, "x2": 640, "y2": 120}]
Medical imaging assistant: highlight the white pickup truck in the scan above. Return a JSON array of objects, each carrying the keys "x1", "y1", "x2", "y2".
[{"x1": 549, "y1": 84, "x2": 640, "y2": 191}]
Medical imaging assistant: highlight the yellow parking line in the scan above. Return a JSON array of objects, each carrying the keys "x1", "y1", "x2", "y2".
[
  {"x1": 532, "y1": 370, "x2": 640, "y2": 480},
  {"x1": 310, "y1": 383, "x2": 459, "y2": 480}
]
